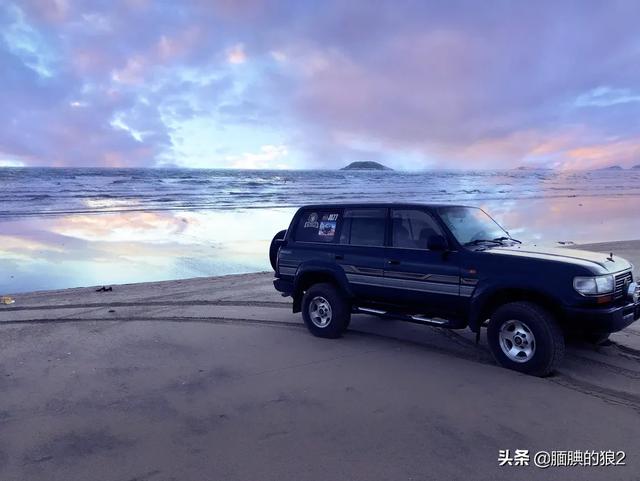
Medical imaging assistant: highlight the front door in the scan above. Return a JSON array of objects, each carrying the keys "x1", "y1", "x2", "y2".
[{"x1": 383, "y1": 208, "x2": 461, "y2": 316}]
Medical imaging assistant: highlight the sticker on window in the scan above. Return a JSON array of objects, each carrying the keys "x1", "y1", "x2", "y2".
[
  {"x1": 318, "y1": 220, "x2": 336, "y2": 237},
  {"x1": 304, "y1": 212, "x2": 319, "y2": 229}
]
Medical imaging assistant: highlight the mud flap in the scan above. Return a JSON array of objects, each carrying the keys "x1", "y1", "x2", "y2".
[{"x1": 293, "y1": 294, "x2": 302, "y2": 313}]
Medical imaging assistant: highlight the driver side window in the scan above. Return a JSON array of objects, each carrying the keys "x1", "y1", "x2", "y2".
[{"x1": 391, "y1": 209, "x2": 443, "y2": 250}]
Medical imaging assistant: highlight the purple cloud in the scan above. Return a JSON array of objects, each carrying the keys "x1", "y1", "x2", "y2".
[{"x1": 1, "y1": 0, "x2": 639, "y2": 169}]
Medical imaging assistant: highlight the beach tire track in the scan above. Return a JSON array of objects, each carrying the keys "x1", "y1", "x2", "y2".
[
  {"x1": 0, "y1": 316, "x2": 303, "y2": 330},
  {"x1": 565, "y1": 353, "x2": 640, "y2": 380},
  {"x1": 0, "y1": 300, "x2": 291, "y2": 312},
  {"x1": 1, "y1": 315, "x2": 494, "y2": 366},
  {"x1": 613, "y1": 342, "x2": 640, "y2": 361},
  {"x1": 4, "y1": 316, "x2": 640, "y2": 413},
  {"x1": 550, "y1": 373, "x2": 640, "y2": 414}
]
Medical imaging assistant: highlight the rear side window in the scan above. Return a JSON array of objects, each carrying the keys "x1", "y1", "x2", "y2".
[
  {"x1": 339, "y1": 208, "x2": 386, "y2": 246},
  {"x1": 294, "y1": 210, "x2": 341, "y2": 243}
]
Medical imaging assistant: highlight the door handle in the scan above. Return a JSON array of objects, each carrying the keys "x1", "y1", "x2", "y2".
[
  {"x1": 334, "y1": 254, "x2": 344, "y2": 260},
  {"x1": 386, "y1": 259, "x2": 400, "y2": 265}
]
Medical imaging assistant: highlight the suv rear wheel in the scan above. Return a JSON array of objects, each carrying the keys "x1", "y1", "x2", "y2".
[
  {"x1": 301, "y1": 283, "x2": 350, "y2": 338},
  {"x1": 269, "y1": 230, "x2": 287, "y2": 271},
  {"x1": 487, "y1": 301, "x2": 564, "y2": 376}
]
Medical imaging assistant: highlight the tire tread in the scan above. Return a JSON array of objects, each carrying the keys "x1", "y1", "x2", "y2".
[
  {"x1": 301, "y1": 282, "x2": 350, "y2": 339},
  {"x1": 488, "y1": 301, "x2": 564, "y2": 376}
]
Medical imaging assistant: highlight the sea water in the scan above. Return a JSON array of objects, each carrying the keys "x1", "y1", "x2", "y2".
[{"x1": 1, "y1": 167, "x2": 639, "y2": 292}]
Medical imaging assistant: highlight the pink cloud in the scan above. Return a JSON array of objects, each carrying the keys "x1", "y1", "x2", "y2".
[
  {"x1": 21, "y1": 0, "x2": 70, "y2": 23},
  {"x1": 3, "y1": 0, "x2": 640, "y2": 169}
]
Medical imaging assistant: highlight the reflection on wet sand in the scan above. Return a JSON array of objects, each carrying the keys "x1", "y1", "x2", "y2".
[
  {"x1": 488, "y1": 196, "x2": 639, "y2": 244},
  {"x1": 0, "y1": 208, "x2": 295, "y2": 293},
  {"x1": 0, "y1": 197, "x2": 638, "y2": 293}
]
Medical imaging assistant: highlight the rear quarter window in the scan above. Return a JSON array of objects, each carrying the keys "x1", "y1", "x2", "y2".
[
  {"x1": 339, "y1": 208, "x2": 387, "y2": 246},
  {"x1": 294, "y1": 210, "x2": 341, "y2": 243}
]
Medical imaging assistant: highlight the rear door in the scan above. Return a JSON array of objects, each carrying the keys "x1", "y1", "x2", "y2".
[
  {"x1": 334, "y1": 207, "x2": 389, "y2": 302},
  {"x1": 281, "y1": 208, "x2": 344, "y2": 277},
  {"x1": 383, "y1": 208, "x2": 461, "y2": 316}
]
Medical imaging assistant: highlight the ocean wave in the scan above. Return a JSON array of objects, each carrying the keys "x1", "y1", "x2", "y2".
[{"x1": 1, "y1": 168, "x2": 640, "y2": 219}]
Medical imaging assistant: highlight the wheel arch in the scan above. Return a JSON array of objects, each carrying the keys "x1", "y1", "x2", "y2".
[
  {"x1": 292, "y1": 265, "x2": 352, "y2": 313},
  {"x1": 469, "y1": 286, "x2": 564, "y2": 333}
]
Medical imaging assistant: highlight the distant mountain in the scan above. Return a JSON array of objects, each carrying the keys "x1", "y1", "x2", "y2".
[
  {"x1": 514, "y1": 166, "x2": 552, "y2": 171},
  {"x1": 633, "y1": 164, "x2": 640, "y2": 170},
  {"x1": 341, "y1": 161, "x2": 392, "y2": 171},
  {"x1": 595, "y1": 165, "x2": 624, "y2": 171}
]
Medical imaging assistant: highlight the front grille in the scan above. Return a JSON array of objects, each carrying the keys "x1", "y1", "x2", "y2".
[{"x1": 614, "y1": 271, "x2": 632, "y2": 299}]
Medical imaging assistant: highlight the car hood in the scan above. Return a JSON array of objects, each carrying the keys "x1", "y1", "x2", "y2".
[{"x1": 486, "y1": 244, "x2": 632, "y2": 275}]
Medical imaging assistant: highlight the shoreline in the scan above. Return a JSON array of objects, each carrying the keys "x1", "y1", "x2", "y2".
[
  {"x1": 3, "y1": 195, "x2": 639, "y2": 294},
  {"x1": 2, "y1": 239, "x2": 637, "y2": 300}
]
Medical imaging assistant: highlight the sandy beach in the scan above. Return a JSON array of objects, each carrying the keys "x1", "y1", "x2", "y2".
[{"x1": 0, "y1": 240, "x2": 639, "y2": 480}]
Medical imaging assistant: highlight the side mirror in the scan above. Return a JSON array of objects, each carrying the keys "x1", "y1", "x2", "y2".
[{"x1": 427, "y1": 234, "x2": 448, "y2": 251}]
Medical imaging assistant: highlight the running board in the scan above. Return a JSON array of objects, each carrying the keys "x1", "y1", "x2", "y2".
[
  {"x1": 357, "y1": 307, "x2": 388, "y2": 315},
  {"x1": 355, "y1": 307, "x2": 453, "y2": 327},
  {"x1": 410, "y1": 315, "x2": 447, "y2": 325}
]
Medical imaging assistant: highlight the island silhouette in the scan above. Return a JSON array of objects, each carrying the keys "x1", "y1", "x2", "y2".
[{"x1": 341, "y1": 161, "x2": 392, "y2": 171}]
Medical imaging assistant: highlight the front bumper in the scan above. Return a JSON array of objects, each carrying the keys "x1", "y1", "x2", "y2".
[{"x1": 564, "y1": 301, "x2": 640, "y2": 334}]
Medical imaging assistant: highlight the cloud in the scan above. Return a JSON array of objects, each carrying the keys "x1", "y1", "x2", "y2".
[
  {"x1": 574, "y1": 87, "x2": 640, "y2": 108},
  {"x1": 226, "y1": 43, "x2": 246, "y2": 64},
  {"x1": 111, "y1": 56, "x2": 147, "y2": 84},
  {"x1": 1, "y1": 0, "x2": 640, "y2": 169},
  {"x1": 226, "y1": 144, "x2": 289, "y2": 169},
  {"x1": 0, "y1": 158, "x2": 26, "y2": 167}
]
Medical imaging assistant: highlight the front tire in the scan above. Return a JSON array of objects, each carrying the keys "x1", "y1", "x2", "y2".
[
  {"x1": 301, "y1": 283, "x2": 350, "y2": 338},
  {"x1": 487, "y1": 302, "x2": 564, "y2": 376},
  {"x1": 584, "y1": 332, "x2": 611, "y2": 346}
]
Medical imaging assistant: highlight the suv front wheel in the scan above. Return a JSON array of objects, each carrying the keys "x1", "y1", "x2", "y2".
[
  {"x1": 487, "y1": 301, "x2": 565, "y2": 377},
  {"x1": 301, "y1": 283, "x2": 350, "y2": 338}
]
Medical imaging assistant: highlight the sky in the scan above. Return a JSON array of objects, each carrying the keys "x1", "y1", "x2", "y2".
[{"x1": 1, "y1": 0, "x2": 639, "y2": 170}]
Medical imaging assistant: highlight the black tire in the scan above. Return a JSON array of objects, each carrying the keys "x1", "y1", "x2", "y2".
[
  {"x1": 487, "y1": 301, "x2": 565, "y2": 376},
  {"x1": 301, "y1": 283, "x2": 351, "y2": 339},
  {"x1": 269, "y1": 230, "x2": 287, "y2": 271},
  {"x1": 584, "y1": 332, "x2": 611, "y2": 346},
  {"x1": 343, "y1": 315, "x2": 352, "y2": 331}
]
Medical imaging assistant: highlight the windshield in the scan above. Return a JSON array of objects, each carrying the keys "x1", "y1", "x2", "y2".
[{"x1": 438, "y1": 206, "x2": 510, "y2": 245}]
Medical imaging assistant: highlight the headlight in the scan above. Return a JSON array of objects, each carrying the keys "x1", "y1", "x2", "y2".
[{"x1": 573, "y1": 275, "x2": 614, "y2": 296}]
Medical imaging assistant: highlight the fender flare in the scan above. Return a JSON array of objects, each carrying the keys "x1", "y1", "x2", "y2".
[
  {"x1": 467, "y1": 282, "x2": 563, "y2": 332},
  {"x1": 292, "y1": 262, "x2": 353, "y2": 312}
]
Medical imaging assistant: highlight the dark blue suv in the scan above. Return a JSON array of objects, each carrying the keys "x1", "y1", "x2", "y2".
[{"x1": 270, "y1": 203, "x2": 639, "y2": 376}]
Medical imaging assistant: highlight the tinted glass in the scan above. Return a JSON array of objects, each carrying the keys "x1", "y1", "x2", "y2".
[
  {"x1": 295, "y1": 210, "x2": 341, "y2": 242},
  {"x1": 391, "y1": 209, "x2": 443, "y2": 249},
  {"x1": 339, "y1": 208, "x2": 386, "y2": 246}
]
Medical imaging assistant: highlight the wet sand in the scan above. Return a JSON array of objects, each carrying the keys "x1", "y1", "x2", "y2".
[{"x1": 0, "y1": 240, "x2": 639, "y2": 480}]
